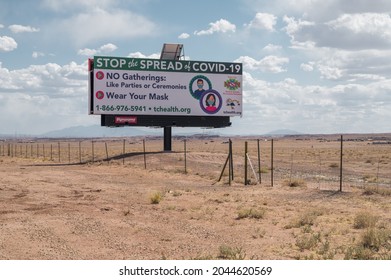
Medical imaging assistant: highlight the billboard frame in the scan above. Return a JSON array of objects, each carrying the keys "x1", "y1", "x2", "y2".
[{"x1": 88, "y1": 44, "x2": 242, "y2": 151}]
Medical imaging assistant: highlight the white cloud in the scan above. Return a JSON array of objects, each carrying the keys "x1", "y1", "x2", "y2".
[
  {"x1": 0, "y1": 24, "x2": 4, "y2": 28},
  {"x1": 327, "y1": 13, "x2": 391, "y2": 34},
  {"x1": 348, "y1": 73, "x2": 385, "y2": 82},
  {"x1": 308, "y1": 48, "x2": 391, "y2": 81},
  {"x1": 32, "y1": 51, "x2": 45, "y2": 58},
  {"x1": 9, "y1": 24, "x2": 40, "y2": 33},
  {"x1": 57, "y1": 8, "x2": 156, "y2": 46},
  {"x1": 235, "y1": 55, "x2": 289, "y2": 73},
  {"x1": 0, "y1": 36, "x2": 17, "y2": 52},
  {"x1": 245, "y1": 0, "x2": 391, "y2": 22},
  {"x1": 282, "y1": 15, "x2": 315, "y2": 43},
  {"x1": 127, "y1": 51, "x2": 160, "y2": 59},
  {"x1": 78, "y1": 48, "x2": 98, "y2": 56},
  {"x1": 99, "y1": 43, "x2": 117, "y2": 53},
  {"x1": 247, "y1": 13, "x2": 277, "y2": 32},
  {"x1": 0, "y1": 61, "x2": 90, "y2": 134},
  {"x1": 242, "y1": 70, "x2": 391, "y2": 133},
  {"x1": 78, "y1": 43, "x2": 118, "y2": 56},
  {"x1": 194, "y1": 19, "x2": 236, "y2": 36},
  {"x1": 178, "y1": 33, "x2": 190, "y2": 39},
  {"x1": 317, "y1": 64, "x2": 344, "y2": 80},
  {"x1": 324, "y1": 13, "x2": 391, "y2": 48},
  {"x1": 263, "y1": 44, "x2": 282, "y2": 52},
  {"x1": 300, "y1": 62, "x2": 314, "y2": 72},
  {"x1": 283, "y1": 13, "x2": 391, "y2": 50}
]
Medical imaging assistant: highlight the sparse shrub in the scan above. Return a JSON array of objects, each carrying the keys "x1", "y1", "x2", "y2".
[
  {"x1": 317, "y1": 240, "x2": 335, "y2": 259},
  {"x1": 363, "y1": 186, "x2": 391, "y2": 196},
  {"x1": 295, "y1": 232, "x2": 321, "y2": 252},
  {"x1": 284, "y1": 179, "x2": 307, "y2": 188},
  {"x1": 218, "y1": 245, "x2": 246, "y2": 260},
  {"x1": 344, "y1": 245, "x2": 374, "y2": 260},
  {"x1": 298, "y1": 213, "x2": 317, "y2": 227},
  {"x1": 286, "y1": 211, "x2": 320, "y2": 229},
  {"x1": 172, "y1": 191, "x2": 182, "y2": 197},
  {"x1": 150, "y1": 192, "x2": 163, "y2": 204},
  {"x1": 252, "y1": 227, "x2": 266, "y2": 239},
  {"x1": 260, "y1": 167, "x2": 269, "y2": 174},
  {"x1": 329, "y1": 163, "x2": 339, "y2": 168},
  {"x1": 353, "y1": 212, "x2": 378, "y2": 229},
  {"x1": 361, "y1": 228, "x2": 390, "y2": 251},
  {"x1": 362, "y1": 175, "x2": 377, "y2": 183},
  {"x1": 345, "y1": 228, "x2": 391, "y2": 259},
  {"x1": 237, "y1": 208, "x2": 265, "y2": 220},
  {"x1": 191, "y1": 254, "x2": 215, "y2": 260}
]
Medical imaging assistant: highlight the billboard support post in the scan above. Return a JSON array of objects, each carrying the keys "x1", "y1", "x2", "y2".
[{"x1": 163, "y1": 126, "x2": 172, "y2": 152}]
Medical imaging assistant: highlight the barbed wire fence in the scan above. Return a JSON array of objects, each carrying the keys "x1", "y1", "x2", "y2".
[{"x1": 1, "y1": 136, "x2": 390, "y2": 191}]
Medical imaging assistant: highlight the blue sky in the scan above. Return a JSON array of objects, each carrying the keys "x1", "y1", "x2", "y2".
[{"x1": 1, "y1": 0, "x2": 390, "y2": 135}]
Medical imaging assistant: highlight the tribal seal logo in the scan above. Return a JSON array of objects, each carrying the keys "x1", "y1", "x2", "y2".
[{"x1": 224, "y1": 78, "x2": 241, "y2": 91}]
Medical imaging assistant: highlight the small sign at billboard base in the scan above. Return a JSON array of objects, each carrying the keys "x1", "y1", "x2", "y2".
[{"x1": 114, "y1": 116, "x2": 137, "y2": 125}]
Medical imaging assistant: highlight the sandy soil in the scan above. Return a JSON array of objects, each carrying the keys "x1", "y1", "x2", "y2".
[{"x1": 0, "y1": 138, "x2": 390, "y2": 260}]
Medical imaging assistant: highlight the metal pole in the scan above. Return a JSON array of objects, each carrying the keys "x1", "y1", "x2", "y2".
[
  {"x1": 244, "y1": 141, "x2": 248, "y2": 185},
  {"x1": 91, "y1": 141, "x2": 94, "y2": 163},
  {"x1": 122, "y1": 139, "x2": 125, "y2": 165},
  {"x1": 68, "y1": 143, "x2": 71, "y2": 163},
  {"x1": 105, "y1": 142, "x2": 109, "y2": 161},
  {"x1": 184, "y1": 139, "x2": 187, "y2": 174},
  {"x1": 257, "y1": 139, "x2": 261, "y2": 184},
  {"x1": 79, "y1": 141, "x2": 82, "y2": 164},
  {"x1": 229, "y1": 139, "x2": 234, "y2": 180},
  {"x1": 143, "y1": 139, "x2": 147, "y2": 169},
  {"x1": 339, "y1": 135, "x2": 343, "y2": 192},
  {"x1": 271, "y1": 139, "x2": 274, "y2": 187}
]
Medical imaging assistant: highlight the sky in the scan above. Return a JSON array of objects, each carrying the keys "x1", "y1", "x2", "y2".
[{"x1": 0, "y1": 0, "x2": 390, "y2": 136}]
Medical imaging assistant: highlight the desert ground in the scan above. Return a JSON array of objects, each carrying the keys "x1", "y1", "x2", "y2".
[{"x1": 0, "y1": 134, "x2": 390, "y2": 260}]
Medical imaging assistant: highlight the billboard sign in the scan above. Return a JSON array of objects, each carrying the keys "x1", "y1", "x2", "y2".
[{"x1": 89, "y1": 56, "x2": 242, "y2": 117}]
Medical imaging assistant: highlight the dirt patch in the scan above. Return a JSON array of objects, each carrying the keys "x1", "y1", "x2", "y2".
[{"x1": 0, "y1": 138, "x2": 390, "y2": 260}]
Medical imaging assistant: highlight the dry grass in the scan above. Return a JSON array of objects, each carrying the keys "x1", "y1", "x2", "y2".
[
  {"x1": 363, "y1": 186, "x2": 391, "y2": 196},
  {"x1": 237, "y1": 208, "x2": 266, "y2": 220},
  {"x1": 353, "y1": 212, "x2": 378, "y2": 229},
  {"x1": 284, "y1": 179, "x2": 307, "y2": 188},
  {"x1": 149, "y1": 192, "x2": 163, "y2": 204}
]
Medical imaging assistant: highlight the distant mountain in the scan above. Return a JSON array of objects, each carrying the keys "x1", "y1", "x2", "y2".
[
  {"x1": 265, "y1": 129, "x2": 302, "y2": 136},
  {"x1": 39, "y1": 125, "x2": 159, "y2": 138}
]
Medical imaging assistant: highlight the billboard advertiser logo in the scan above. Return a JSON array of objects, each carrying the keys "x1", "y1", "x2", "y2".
[{"x1": 224, "y1": 78, "x2": 240, "y2": 91}]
